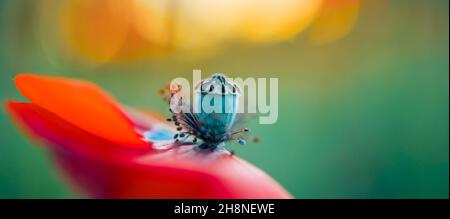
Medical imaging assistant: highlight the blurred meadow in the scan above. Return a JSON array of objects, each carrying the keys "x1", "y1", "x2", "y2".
[{"x1": 0, "y1": 0, "x2": 448, "y2": 198}]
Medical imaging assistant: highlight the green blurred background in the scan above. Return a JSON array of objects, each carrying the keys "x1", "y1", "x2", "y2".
[{"x1": 0, "y1": 0, "x2": 448, "y2": 198}]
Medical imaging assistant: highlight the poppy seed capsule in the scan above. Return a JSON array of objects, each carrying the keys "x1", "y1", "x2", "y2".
[
  {"x1": 167, "y1": 74, "x2": 246, "y2": 150},
  {"x1": 194, "y1": 74, "x2": 240, "y2": 142}
]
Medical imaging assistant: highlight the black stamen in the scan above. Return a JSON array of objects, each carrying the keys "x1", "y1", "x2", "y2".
[
  {"x1": 176, "y1": 127, "x2": 182, "y2": 131},
  {"x1": 209, "y1": 85, "x2": 214, "y2": 92}
]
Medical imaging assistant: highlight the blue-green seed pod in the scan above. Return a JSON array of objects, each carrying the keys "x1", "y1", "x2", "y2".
[{"x1": 194, "y1": 74, "x2": 240, "y2": 142}]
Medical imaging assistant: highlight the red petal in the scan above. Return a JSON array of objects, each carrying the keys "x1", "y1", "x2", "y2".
[
  {"x1": 127, "y1": 151, "x2": 293, "y2": 198},
  {"x1": 6, "y1": 102, "x2": 151, "y2": 158},
  {"x1": 7, "y1": 101, "x2": 291, "y2": 198},
  {"x1": 55, "y1": 149, "x2": 292, "y2": 198},
  {"x1": 15, "y1": 73, "x2": 147, "y2": 148}
]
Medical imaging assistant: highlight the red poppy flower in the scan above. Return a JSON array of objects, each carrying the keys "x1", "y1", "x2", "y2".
[{"x1": 5, "y1": 73, "x2": 292, "y2": 199}]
